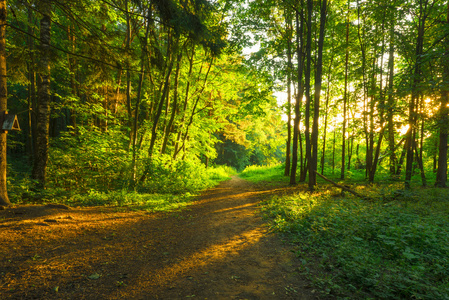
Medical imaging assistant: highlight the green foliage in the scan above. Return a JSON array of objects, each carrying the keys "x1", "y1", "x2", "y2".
[
  {"x1": 239, "y1": 163, "x2": 285, "y2": 183},
  {"x1": 7, "y1": 125, "x2": 235, "y2": 212},
  {"x1": 48, "y1": 127, "x2": 131, "y2": 192},
  {"x1": 261, "y1": 187, "x2": 449, "y2": 299},
  {"x1": 68, "y1": 190, "x2": 194, "y2": 212},
  {"x1": 138, "y1": 155, "x2": 234, "y2": 194}
]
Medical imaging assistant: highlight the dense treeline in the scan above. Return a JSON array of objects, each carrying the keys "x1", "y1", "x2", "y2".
[
  {"x1": 0, "y1": 0, "x2": 284, "y2": 206},
  {"x1": 236, "y1": 0, "x2": 449, "y2": 190},
  {"x1": 1, "y1": 0, "x2": 448, "y2": 206}
]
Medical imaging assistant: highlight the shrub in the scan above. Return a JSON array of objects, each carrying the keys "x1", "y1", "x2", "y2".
[{"x1": 262, "y1": 188, "x2": 449, "y2": 299}]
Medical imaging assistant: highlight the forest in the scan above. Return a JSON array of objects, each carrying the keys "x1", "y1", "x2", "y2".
[
  {"x1": 1, "y1": 0, "x2": 449, "y2": 298},
  {"x1": 0, "y1": 0, "x2": 448, "y2": 207}
]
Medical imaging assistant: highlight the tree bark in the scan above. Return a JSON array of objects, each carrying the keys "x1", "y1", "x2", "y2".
[
  {"x1": 32, "y1": 2, "x2": 52, "y2": 189},
  {"x1": 290, "y1": 2, "x2": 304, "y2": 185},
  {"x1": 341, "y1": 0, "x2": 350, "y2": 180},
  {"x1": 131, "y1": 9, "x2": 151, "y2": 185},
  {"x1": 284, "y1": 13, "x2": 292, "y2": 177},
  {"x1": 0, "y1": 0, "x2": 10, "y2": 206},
  {"x1": 405, "y1": 0, "x2": 427, "y2": 189},
  {"x1": 321, "y1": 30, "x2": 334, "y2": 175},
  {"x1": 387, "y1": 17, "x2": 397, "y2": 177},
  {"x1": 435, "y1": 2, "x2": 449, "y2": 187},
  {"x1": 309, "y1": 0, "x2": 328, "y2": 190},
  {"x1": 161, "y1": 51, "x2": 182, "y2": 155},
  {"x1": 303, "y1": 0, "x2": 313, "y2": 186}
]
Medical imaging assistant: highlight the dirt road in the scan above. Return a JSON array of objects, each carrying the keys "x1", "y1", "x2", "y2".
[{"x1": 0, "y1": 176, "x2": 320, "y2": 299}]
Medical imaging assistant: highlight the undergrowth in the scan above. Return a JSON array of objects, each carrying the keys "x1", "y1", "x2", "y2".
[
  {"x1": 240, "y1": 164, "x2": 285, "y2": 183},
  {"x1": 250, "y1": 164, "x2": 449, "y2": 299},
  {"x1": 8, "y1": 138, "x2": 236, "y2": 211}
]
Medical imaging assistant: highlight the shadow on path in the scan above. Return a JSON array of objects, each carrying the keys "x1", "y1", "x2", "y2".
[{"x1": 0, "y1": 176, "x2": 321, "y2": 299}]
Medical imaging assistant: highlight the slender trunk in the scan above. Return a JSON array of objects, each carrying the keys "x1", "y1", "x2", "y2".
[
  {"x1": 406, "y1": 0, "x2": 427, "y2": 189},
  {"x1": 32, "y1": 3, "x2": 51, "y2": 188},
  {"x1": 332, "y1": 125, "x2": 336, "y2": 174},
  {"x1": 396, "y1": 134, "x2": 408, "y2": 175},
  {"x1": 435, "y1": 2, "x2": 449, "y2": 187},
  {"x1": 173, "y1": 56, "x2": 214, "y2": 159},
  {"x1": 341, "y1": 0, "x2": 350, "y2": 179},
  {"x1": 174, "y1": 46, "x2": 194, "y2": 160},
  {"x1": 366, "y1": 55, "x2": 376, "y2": 179},
  {"x1": 321, "y1": 38, "x2": 334, "y2": 175},
  {"x1": 417, "y1": 95, "x2": 427, "y2": 186},
  {"x1": 309, "y1": 0, "x2": 328, "y2": 190},
  {"x1": 27, "y1": 9, "x2": 36, "y2": 162},
  {"x1": 290, "y1": 4, "x2": 304, "y2": 185},
  {"x1": 161, "y1": 51, "x2": 182, "y2": 154},
  {"x1": 284, "y1": 14, "x2": 292, "y2": 177},
  {"x1": 148, "y1": 43, "x2": 175, "y2": 158},
  {"x1": 348, "y1": 133, "x2": 353, "y2": 170},
  {"x1": 131, "y1": 10, "x2": 151, "y2": 184},
  {"x1": 387, "y1": 18, "x2": 397, "y2": 176},
  {"x1": 369, "y1": 127, "x2": 385, "y2": 182},
  {"x1": 413, "y1": 138, "x2": 427, "y2": 186},
  {"x1": 0, "y1": 0, "x2": 10, "y2": 206},
  {"x1": 304, "y1": 0, "x2": 312, "y2": 185},
  {"x1": 321, "y1": 79, "x2": 330, "y2": 175},
  {"x1": 125, "y1": 0, "x2": 132, "y2": 148}
]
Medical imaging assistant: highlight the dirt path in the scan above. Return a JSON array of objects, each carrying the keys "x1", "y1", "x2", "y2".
[{"x1": 0, "y1": 176, "x2": 320, "y2": 299}]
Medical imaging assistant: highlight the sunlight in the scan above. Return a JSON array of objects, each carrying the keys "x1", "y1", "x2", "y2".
[
  {"x1": 140, "y1": 227, "x2": 266, "y2": 289},
  {"x1": 398, "y1": 124, "x2": 410, "y2": 135}
]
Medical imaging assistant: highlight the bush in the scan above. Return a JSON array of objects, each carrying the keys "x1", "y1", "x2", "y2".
[
  {"x1": 8, "y1": 127, "x2": 234, "y2": 209},
  {"x1": 262, "y1": 188, "x2": 449, "y2": 299},
  {"x1": 48, "y1": 127, "x2": 131, "y2": 192},
  {"x1": 240, "y1": 163, "x2": 285, "y2": 183},
  {"x1": 138, "y1": 155, "x2": 234, "y2": 194}
]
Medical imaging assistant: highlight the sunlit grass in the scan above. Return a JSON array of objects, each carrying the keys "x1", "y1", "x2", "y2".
[
  {"x1": 258, "y1": 171, "x2": 449, "y2": 299},
  {"x1": 239, "y1": 164, "x2": 286, "y2": 183},
  {"x1": 10, "y1": 164, "x2": 236, "y2": 213},
  {"x1": 66, "y1": 190, "x2": 195, "y2": 212}
]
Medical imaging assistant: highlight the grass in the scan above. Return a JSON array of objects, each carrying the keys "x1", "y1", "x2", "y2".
[
  {"x1": 10, "y1": 164, "x2": 236, "y2": 213},
  {"x1": 239, "y1": 164, "x2": 286, "y2": 183},
  {"x1": 250, "y1": 163, "x2": 449, "y2": 299}
]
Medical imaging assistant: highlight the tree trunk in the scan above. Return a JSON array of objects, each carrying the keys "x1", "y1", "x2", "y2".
[
  {"x1": 32, "y1": 3, "x2": 52, "y2": 189},
  {"x1": 174, "y1": 46, "x2": 195, "y2": 160},
  {"x1": 341, "y1": 0, "x2": 350, "y2": 180},
  {"x1": 321, "y1": 32, "x2": 334, "y2": 175},
  {"x1": 27, "y1": 9, "x2": 36, "y2": 163},
  {"x1": 131, "y1": 9, "x2": 151, "y2": 185},
  {"x1": 290, "y1": 4, "x2": 304, "y2": 185},
  {"x1": 161, "y1": 51, "x2": 182, "y2": 155},
  {"x1": 284, "y1": 13, "x2": 292, "y2": 177},
  {"x1": 303, "y1": 0, "x2": 312, "y2": 186},
  {"x1": 125, "y1": 0, "x2": 132, "y2": 149},
  {"x1": 405, "y1": 0, "x2": 427, "y2": 189},
  {"x1": 309, "y1": 0, "x2": 328, "y2": 190},
  {"x1": 387, "y1": 17, "x2": 397, "y2": 177},
  {"x1": 0, "y1": 0, "x2": 10, "y2": 206},
  {"x1": 435, "y1": 2, "x2": 449, "y2": 187}
]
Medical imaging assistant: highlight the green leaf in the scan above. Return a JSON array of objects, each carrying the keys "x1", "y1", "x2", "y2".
[{"x1": 88, "y1": 273, "x2": 101, "y2": 280}]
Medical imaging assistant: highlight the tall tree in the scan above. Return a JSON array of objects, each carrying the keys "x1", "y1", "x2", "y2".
[
  {"x1": 341, "y1": 0, "x2": 350, "y2": 180},
  {"x1": 32, "y1": 0, "x2": 52, "y2": 188},
  {"x1": 0, "y1": 0, "x2": 10, "y2": 206},
  {"x1": 284, "y1": 10, "x2": 293, "y2": 177},
  {"x1": 303, "y1": 0, "x2": 313, "y2": 186},
  {"x1": 387, "y1": 13, "x2": 397, "y2": 177},
  {"x1": 309, "y1": 0, "x2": 328, "y2": 190},
  {"x1": 435, "y1": 2, "x2": 449, "y2": 187},
  {"x1": 290, "y1": 1, "x2": 305, "y2": 185},
  {"x1": 405, "y1": 0, "x2": 428, "y2": 189}
]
